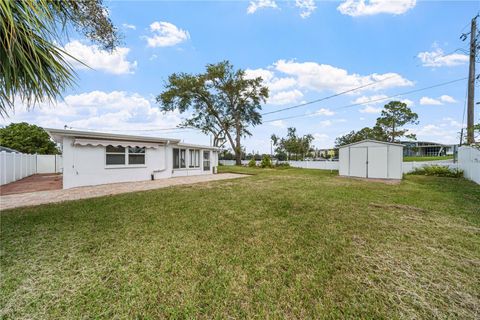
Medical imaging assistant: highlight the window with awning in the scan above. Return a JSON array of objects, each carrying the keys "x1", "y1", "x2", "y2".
[{"x1": 105, "y1": 145, "x2": 146, "y2": 166}]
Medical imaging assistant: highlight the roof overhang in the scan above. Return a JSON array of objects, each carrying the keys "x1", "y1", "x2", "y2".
[
  {"x1": 338, "y1": 139, "x2": 404, "y2": 149},
  {"x1": 45, "y1": 128, "x2": 181, "y2": 145}
]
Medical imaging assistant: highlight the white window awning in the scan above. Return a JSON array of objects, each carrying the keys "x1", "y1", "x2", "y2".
[{"x1": 74, "y1": 138, "x2": 161, "y2": 149}]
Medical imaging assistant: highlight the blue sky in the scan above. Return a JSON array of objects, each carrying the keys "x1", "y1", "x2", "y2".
[{"x1": 3, "y1": 0, "x2": 479, "y2": 152}]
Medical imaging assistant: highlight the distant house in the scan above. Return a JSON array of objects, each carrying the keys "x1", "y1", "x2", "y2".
[
  {"x1": 46, "y1": 129, "x2": 219, "y2": 189},
  {"x1": 400, "y1": 141, "x2": 458, "y2": 157},
  {"x1": 0, "y1": 146, "x2": 21, "y2": 153}
]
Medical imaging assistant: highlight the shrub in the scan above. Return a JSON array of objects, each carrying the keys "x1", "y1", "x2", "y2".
[
  {"x1": 260, "y1": 155, "x2": 273, "y2": 168},
  {"x1": 248, "y1": 158, "x2": 257, "y2": 167},
  {"x1": 275, "y1": 162, "x2": 291, "y2": 168},
  {"x1": 410, "y1": 165, "x2": 463, "y2": 178}
]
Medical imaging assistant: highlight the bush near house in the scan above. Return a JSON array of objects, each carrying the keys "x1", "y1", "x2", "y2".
[{"x1": 410, "y1": 165, "x2": 464, "y2": 178}]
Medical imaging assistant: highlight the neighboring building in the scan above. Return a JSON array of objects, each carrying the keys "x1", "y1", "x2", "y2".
[
  {"x1": 339, "y1": 140, "x2": 403, "y2": 180},
  {"x1": 401, "y1": 141, "x2": 458, "y2": 157},
  {"x1": 315, "y1": 148, "x2": 338, "y2": 160},
  {"x1": 0, "y1": 146, "x2": 21, "y2": 153},
  {"x1": 46, "y1": 128, "x2": 219, "y2": 189}
]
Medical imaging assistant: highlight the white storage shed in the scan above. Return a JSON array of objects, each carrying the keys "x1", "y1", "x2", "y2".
[{"x1": 339, "y1": 140, "x2": 403, "y2": 180}]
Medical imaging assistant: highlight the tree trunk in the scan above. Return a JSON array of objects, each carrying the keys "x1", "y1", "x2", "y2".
[{"x1": 234, "y1": 124, "x2": 242, "y2": 166}]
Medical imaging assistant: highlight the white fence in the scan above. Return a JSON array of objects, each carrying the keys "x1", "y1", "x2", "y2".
[
  {"x1": 458, "y1": 146, "x2": 480, "y2": 184},
  {"x1": 37, "y1": 155, "x2": 63, "y2": 174},
  {"x1": 0, "y1": 151, "x2": 62, "y2": 185},
  {"x1": 402, "y1": 160, "x2": 458, "y2": 174},
  {"x1": 219, "y1": 159, "x2": 339, "y2": 169}
]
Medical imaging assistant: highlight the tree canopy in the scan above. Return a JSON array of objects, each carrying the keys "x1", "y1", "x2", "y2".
[
  {"x1": 157, "y1": 61, "x2": 269, "y2": 165},
  {"x1": 0, "y1": 122, "x2": 59, "y2": 154},
  {"x1": 271, "y1": 127, "x2": 314, "y2": 160},
  {"x1": 376, "y1": 101, "x2": 418, "y2": 142},
  {"x1": 335, "y1": 125, "x2": 388, "y2": 147},
  {"x1": 335, "y1": 101, "x2": 418, "y2": 147},
  {"x1": 0, "y1": 0, "x2": 120, "y2": 116}
]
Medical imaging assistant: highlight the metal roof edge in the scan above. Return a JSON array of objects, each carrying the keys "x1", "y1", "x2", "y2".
[{"x1": 338, "y1": 139, "x2": 404, "y2": 148}]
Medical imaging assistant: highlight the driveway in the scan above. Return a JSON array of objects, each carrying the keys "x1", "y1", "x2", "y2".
[{"x1": 0, "y1": 173, "x2": 246, "y2": 211}]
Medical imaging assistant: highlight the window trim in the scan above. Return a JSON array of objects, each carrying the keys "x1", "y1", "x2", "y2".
[
  {"x1": 173, "y1": 148, "x2": 187, "y2": 169},
  {"x1": 188, "y1": 149, "x2": 201, "y2": 168},
  {"x1": 105, "y1": 145, "x2": 146, "y2": 168}
]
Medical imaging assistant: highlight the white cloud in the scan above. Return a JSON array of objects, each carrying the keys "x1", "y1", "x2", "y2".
[
  {"x1": 417, "y1": 48, "x2": 468, "y2": 67},
  {"x1": 401, "y1": 98, "x2": 414, "y2": 106},
  {"x1": 269, "y1": 120, "x2": 286, "y2": 128},
  {"x1": 410, "y1": 124, "x2": 458, "y2": 144},
  {"x1": 419, "y1": 97, "x2": 442, "y2": 105},
  {"x1": 353, "y1": 94, "x2": 388, "y2": 105},
  {"x1": 420, "y1": 95, "x2": 456, "y2": 106},
  {"x1": 144, "y1": 21, "x2": 190, "y2": 48},
  {"x1": 359, "y1": 105, "x2": 382, "y2": 113},
  {"x1": 338, "y1": 0, "x2": 416, "y2": 16},
  {"x1": 2, "y1": 91, "x2": 183, "y2": 133},
  {"x1": 314, "y1": 108, "x2": 335, "y2": 116},
  {"x1": 268, "y1": 89, "x2": 303, "y2": 105},
  {"x1": 319, "y1": 120, "x2": 333, "y2": 127},
  {"x1": 274, "y1": 60, "x2": 413, "y2": 93},
  {"x1": 313, "y1": 133, "x2": 329, "y2": 143},
  {"x1": 63, "y1": 41, "x2": 137, "y2": 75},
  {"x1": 122, "y1": 23, "x2": 136, "y2": 30},
  {"x1": 440, "y1": 95, "x2": 456, "y2": 103},
  {"x1": 247, "y1": 0, "x2": 278, "y2": 14},
  {"x1": 296, "y1": 0, "x2": 316, "y2": 18}
]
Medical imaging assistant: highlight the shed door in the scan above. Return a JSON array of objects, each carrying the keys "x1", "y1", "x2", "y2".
[
  {"x1": 367, "y1": 146, "x2": 388, "y2": 179},
  {"x1": 350, "y1": 147, "x2": 367, "y2": 178}
]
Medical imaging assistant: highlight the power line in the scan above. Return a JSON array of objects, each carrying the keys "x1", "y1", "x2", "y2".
[
  {"x1": 262, "y1": 76, "x2": 468, "y2": 124},
  {"x1": 261, "y1": 75, "x2": 397, "y2": 116}
]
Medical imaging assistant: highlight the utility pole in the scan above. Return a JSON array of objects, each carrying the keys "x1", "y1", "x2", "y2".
[{"x1": 466, "y1": 15, "x2": 477, "y2": 144}]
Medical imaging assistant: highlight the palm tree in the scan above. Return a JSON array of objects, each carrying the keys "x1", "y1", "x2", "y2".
[{"x1": 0, "y1": 0, "x2": 120, "y2": 116}]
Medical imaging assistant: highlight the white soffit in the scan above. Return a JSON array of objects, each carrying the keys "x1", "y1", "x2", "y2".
[{"x1": 74, "y1": 138, "x2": 161, "y2": 149}]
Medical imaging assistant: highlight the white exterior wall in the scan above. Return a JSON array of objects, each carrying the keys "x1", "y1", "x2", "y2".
[
  {"x1": 61, "y1": 137, "x2": 218, "y2": 189},
  {"x1": 458, "y1": 146, "x2": 480, "y2": 184},
  {"x1": 339, "y1": 141, "x2": 403, "y2": 179}
]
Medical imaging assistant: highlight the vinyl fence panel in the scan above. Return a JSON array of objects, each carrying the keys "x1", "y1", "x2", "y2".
[
  {"x1": 0, "y1": 152, "x2": 63, "y2": 185},
  {"x1": 458, "y1": 146, "x2": 480, "y2": 184}
]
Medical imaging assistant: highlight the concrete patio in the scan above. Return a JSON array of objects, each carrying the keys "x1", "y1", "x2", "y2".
[{"x1": 0, "y1": 173, "x2": 246, "y2": 210}]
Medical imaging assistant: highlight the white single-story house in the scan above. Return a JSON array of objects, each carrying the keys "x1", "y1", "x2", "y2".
[
  {"x1": 339, "y1": 140, "x2": 403, "y2": 180},
  {"x1": 46, "y1": 128, "x2": 219, "y2": 189}
]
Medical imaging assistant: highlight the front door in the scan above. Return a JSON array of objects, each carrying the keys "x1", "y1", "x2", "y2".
[{"x1": 203, "y1": 151, "x2": 210, "y2": 171}]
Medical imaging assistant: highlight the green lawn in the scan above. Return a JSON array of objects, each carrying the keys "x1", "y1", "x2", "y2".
[
  {"x1": 1, "y1": 167, "x2": 479, "y2": 319},
  {"x1": 403, "y1": 155, "x2": 454, "y2": 162}
]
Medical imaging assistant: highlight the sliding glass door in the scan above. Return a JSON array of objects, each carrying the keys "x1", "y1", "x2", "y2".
[{"x1": 203, "y1": 151, "x2": 210, "y2": 171}]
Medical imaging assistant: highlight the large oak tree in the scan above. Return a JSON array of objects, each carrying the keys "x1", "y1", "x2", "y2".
[{"x1": 157, "y1": 61, "x2": 269, "y2": 165}]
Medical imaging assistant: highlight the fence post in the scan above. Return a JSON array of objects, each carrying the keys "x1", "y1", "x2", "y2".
[{"x1": 1, "y1": 151, "x2": 5, "y2": 185}]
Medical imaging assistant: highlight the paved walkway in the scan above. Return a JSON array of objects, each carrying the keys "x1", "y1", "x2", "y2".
[
  {"x1": 0, "y1": 173, "x2": 246, "y2": 211},
  {"x1": 0, "y1": 174, "x2": 62, "y2": 195}
]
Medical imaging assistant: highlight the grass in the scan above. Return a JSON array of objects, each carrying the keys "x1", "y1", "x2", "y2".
[
  {"x1": 1, "y1": 167, "x2": 479, "y2": 319},
  {"x1": 403, "y1": 155, "x2": 454, "y2": 162}
]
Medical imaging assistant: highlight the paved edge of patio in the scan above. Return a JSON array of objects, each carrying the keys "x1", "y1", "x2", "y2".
[{"x1": 0, "y1": 173, "x2": 247, "y2": 211}]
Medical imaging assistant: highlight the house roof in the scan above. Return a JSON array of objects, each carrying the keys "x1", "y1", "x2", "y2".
[
  {"x1": 46, "y1": 128, "x2": 184, "y2": 144},
  {"x1": 0, "y1": 146, "x2": 21, "y2": 153},
  {"x1": 45, "y1": 128, "x2": 218, "y2": 150},
  {"x1": 338, "y1": 139, "x2": 404, "y2": 149}
]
